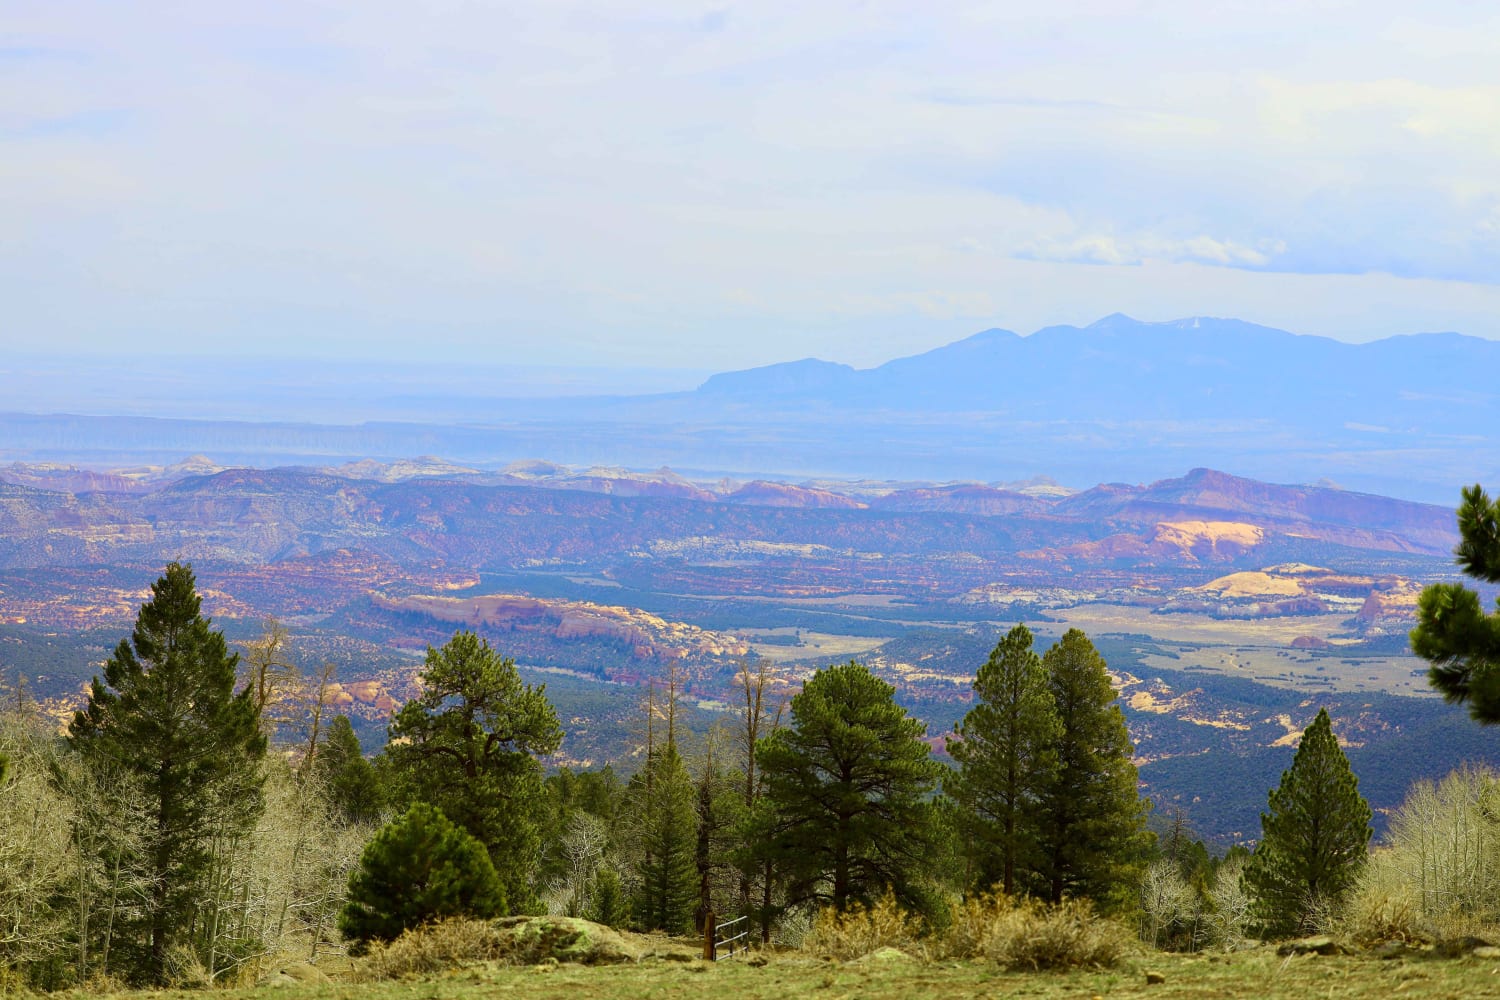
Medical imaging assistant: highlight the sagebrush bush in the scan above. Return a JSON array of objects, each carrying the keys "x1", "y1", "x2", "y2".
[
  {"x1": 802, "y1": 890, "x2": 1130, "y2": 970},
  {"x1": 1337, "y1": 862, "x2": 1426, "y2": 946},
  {"x1": 361, "y1": 918, "x2": 506, "y2": 979},
  {"x1": 801, "y1": 890, "x2": 921, "y2": 960},
  {"x1": 936, "y1": 893, "x2": 1131, "y2": 970}
]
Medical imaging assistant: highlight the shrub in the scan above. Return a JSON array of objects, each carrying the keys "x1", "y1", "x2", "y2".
[
  {"x1": 339, "y1": 803, "x2": 506, "y2": 949},
  {"x1": 1336, "y1": 856, "x2": 1425, "y2": 946},
  {"x1": 801, "y1": 889, "x2": 921, "y2": 960},
  {"x1": 992, "y1": 898, "x2": 1132, "y2": 970},
  {"x1": 359, "y1": 915, "x2": 638, "y2": 977},
  {"x1": 804, "y1": 889, "x2": 1132, "y2": 970},
  {"x1": 934, "y1": 893, "x2": 1130, "y2": 969},
  {"x1": 361, "y1": 918, "x2": 506, "y2": 979}
]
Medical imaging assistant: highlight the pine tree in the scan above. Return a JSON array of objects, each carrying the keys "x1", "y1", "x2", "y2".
[
  {"x1": 586, "y1": 864, "x2": 630, "y2": 928},
  {"x1": 338, "y1": 803, "x2": 505, "y2": 948},
  {"x1": 1035, "y1": 629, "x2": 1150, "y2": 907},
  {"x1": 629, "y1": 741, "x2": 699, "y2": 933},
  {"x1": 754, "y1": 661, "x2": 943, "y2": 915},
  {"x1": 1244, "y1": 708, "x2": 1372, "y2": 938},
  {"x1": 689, "y1": 726, "x2": 742, "y2": 933},
  {"x1": 1412, "y1": 484, "x2": 1500, "y2": 721},
  {"x1": 68, "y1": 562, "x2": 266, "y2": 983},
  {"x1": 384, "y1": 630, "x2": 562, "y2": 914},
  {"x1": 315, "y1": 715, "x2": 385, "y2": 826},
  {"x1": 945, "y1": 624, "x2": 1060, "y2": 895}
]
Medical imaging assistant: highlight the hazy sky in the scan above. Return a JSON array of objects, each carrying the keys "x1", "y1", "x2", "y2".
[{"x1": 5, "y1": 1, "x2": 1500, "y2": 369}]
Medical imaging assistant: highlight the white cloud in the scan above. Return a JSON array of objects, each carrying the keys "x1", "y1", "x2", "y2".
[
  {"x1": 1, "y1": 1, "x2": 1498, "y2": 367},
  {"x1": 1016, "y1": 233, "x2": 1287, "y2": 268}
]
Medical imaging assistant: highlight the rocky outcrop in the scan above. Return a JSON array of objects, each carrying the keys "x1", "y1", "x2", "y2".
[
  {"x1": 370, "y1": 592, "x2": 749, "y2": 662},
  {"x1": 725, "y1": 481, "x2": 867, "y2": 509}
]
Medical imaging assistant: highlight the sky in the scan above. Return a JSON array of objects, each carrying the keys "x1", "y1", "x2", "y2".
[{"x1": 5, "y1": 1, "x2": 1500, "y2": 371}]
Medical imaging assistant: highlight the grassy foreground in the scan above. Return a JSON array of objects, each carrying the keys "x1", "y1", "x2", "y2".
[{"x1": 44, "y1": 948, "x2": 1500, "y2": 1000}]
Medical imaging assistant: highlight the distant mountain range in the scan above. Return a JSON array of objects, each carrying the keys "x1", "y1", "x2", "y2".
[
  {"x1": 0, "y1": 462, "x2": 1456, "y2": 589},
  {"x1": 700, "y1": 314, "x2": 1497, "y2": 425},
  {"x1": 3, "y1": 315, "x2": 1496, "y2": 502}
]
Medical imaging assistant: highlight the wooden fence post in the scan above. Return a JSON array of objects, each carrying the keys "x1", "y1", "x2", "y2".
[{"x1": 702, "y1": 910, "x2": 717, "y2": 961}]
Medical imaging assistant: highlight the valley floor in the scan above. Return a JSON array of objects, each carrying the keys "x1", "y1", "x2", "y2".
[{"x1": 60, "y1": 948, "x2": 1500, "y2": 1000}]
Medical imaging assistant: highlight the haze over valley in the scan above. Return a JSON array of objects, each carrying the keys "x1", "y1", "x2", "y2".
[{"x1": 6, "y1": 314, "x2": 1498, "y2": 503}]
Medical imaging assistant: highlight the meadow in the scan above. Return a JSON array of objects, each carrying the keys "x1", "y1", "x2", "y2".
[{"x1": 50, "y1": 947, "x2": 1500, "y2": 1000}]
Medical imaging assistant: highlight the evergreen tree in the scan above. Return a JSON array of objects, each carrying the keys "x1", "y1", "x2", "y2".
[
  {"x1": 1035, "y1": 629, "x2": 1150, "y2": 907},
  {"x1": 945, "y1": 624, "x2": 1060, "y2": 895},
  {"x1": 339, "y1": 803, "x2": 504, "y2": 948},
  {"x1": 1244, "y1": 708, "x2": 1372, "y2": 938},
  {"x1": 692, "y1": 728, "x2": 741, "y2": 932},
  {"x1": 314, "y1": 715, "x2": 385, "y2": 826},
  {"x1": 68, "y1": 562, "x2": 266, "y2": 983},
  {"x1": 629, "y1": 741, "x2": 700, "y2": 933},
  {"x1": 754, "y1": 661, "x2": 943, "y2": 915},
  {"x1": 1412, "y1": 484, "x2": 1500, "y2": 721},
  {"x1": 586, "y1": 863, "x2": 630, "y2": 928},
  {"x1": 384, "y1": 630, "x2": 562, "y2": 914}
]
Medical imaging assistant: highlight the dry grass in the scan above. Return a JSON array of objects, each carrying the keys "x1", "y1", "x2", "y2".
[
  {"x1": 1337, "y1": 877, "x2": 1428, "y2": 947},
  {"x1": 800, "y1": 891, "x2": 921, "y2": 960},
  {"x1": 800, "y1": 891, "x2": 1131, "y2": 970},
  {"x1": 359, "y1": 918, "x2": 509, "y2": 979},
  {"x1": 38, "y1": 946, "x2": 1500, "y2": 1000},
  {"x1": 938, "y1": 894, "x2": 1134, "y2": 970},
  {"x1": 356, "y1": 915, "x2": 643, "y2": 979}
]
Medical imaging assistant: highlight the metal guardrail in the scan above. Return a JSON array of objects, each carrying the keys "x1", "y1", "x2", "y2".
[{"x1": 703, "y1": 912, "x2": 750, "y2": 961}]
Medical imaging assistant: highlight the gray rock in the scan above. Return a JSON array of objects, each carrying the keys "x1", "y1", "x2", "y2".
[{"x1": 1276, "y1": 936, "x2": 1348, "y2": 957}]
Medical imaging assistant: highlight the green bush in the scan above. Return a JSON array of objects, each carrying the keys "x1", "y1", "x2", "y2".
[
  {"x1": 586, "y1": 865, "x2": 630, "y2": 929},
  {"x1": 339, "y1": 803, "x2": 506, "y2": 948}
]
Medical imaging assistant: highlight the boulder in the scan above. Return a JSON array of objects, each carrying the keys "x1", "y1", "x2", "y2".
[
  {"x1": 1435, "y1": 935, "x2": 1494, "y2": 958},
  {"x1": 1276, "y1": 936, "x2": 1349, "y2": 957},
  {"x1": 492, "y1": 916, "x2": 640, "y2": 965},
  {"x1": 1371, "y1": 940, "x2": 1419, "y2": 960},
  {"x1": 278, "y1": 963, "x2": 330, "y2": 983}
]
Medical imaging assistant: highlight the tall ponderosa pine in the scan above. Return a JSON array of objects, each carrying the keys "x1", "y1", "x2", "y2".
[
  {"x1": 385, "y1": 630, "x2": 561, "y2": 914},
  {"x1": 1244, "y1": 708, "x2": 1372, "y2": 937},
  {"x1": 1412, "y1": 484, "x2": 1500, "y2": 721},
  {"x1": 946, "y1": 624, "x2": 1060, "y2": 895},
  {"x1": 1036, "y1": 629, "x2": 1149, "y2": 907},
  {"x1": 68, "y1": 562, "x2": 266, "y2": 983},
  {"x1": 755, "y1": 661, "x2": 943, "y2": 914}
]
